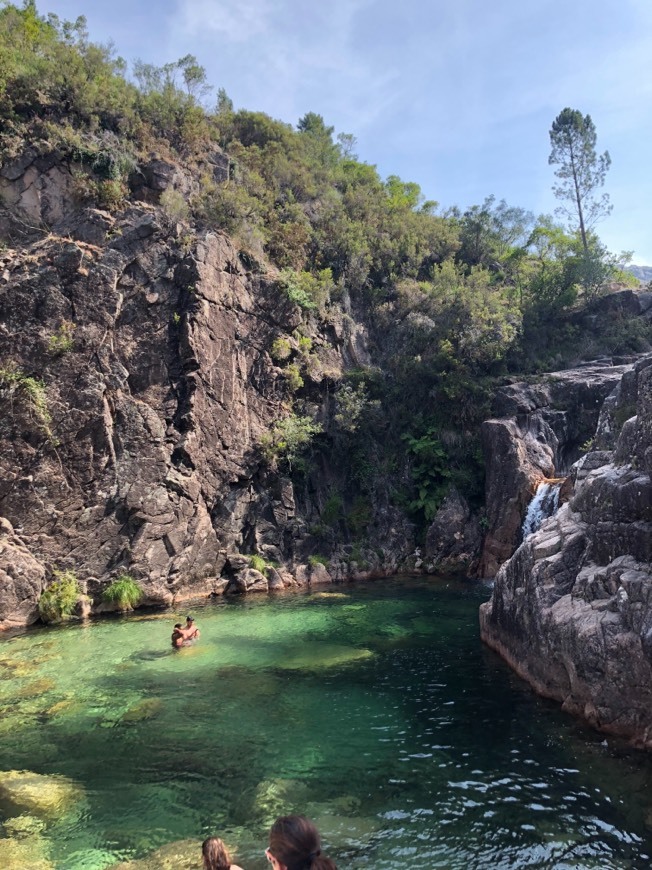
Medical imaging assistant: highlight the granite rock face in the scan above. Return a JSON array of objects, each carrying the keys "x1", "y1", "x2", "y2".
[
  {"x1": 424, "y1": 488, "x2": 481, "y2": 572},
  {"x1": 0, "y1": 154, "x2": 416, "y2": 627},
  {"x1": 480, "y1": 355, "x2": 652, "y2": 747},
  {"x1": 479, "y1": 361, "x2": 638, "y2": 577}
]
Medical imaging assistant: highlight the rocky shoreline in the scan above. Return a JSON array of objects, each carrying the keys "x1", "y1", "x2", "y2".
[{"x1": 481, "y1": 354, "x2": 652, "y2": 748}]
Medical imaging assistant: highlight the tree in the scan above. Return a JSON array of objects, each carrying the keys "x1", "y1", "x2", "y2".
[
  {"x1": 215, "y1": 87, "x2": 233, "y2": 114},
  {"x1": 548, "y1": 108, "x2": 611, "y2": 254}
]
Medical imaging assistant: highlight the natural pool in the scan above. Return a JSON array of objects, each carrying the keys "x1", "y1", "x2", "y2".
[{"x1": 1, "y1": 576, "x2": 652, "y2": 869}]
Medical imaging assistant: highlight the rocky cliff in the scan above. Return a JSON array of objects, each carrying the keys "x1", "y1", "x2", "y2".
[
  {"x1": 0, "y1": 152, "x2": 416, "y2": 628},
  {"x1": 480, "y1": 354, "x2": 652, "y2": 748},
  {"x1": 479, "y1": 359, "x2": 641, "y2": 577}
]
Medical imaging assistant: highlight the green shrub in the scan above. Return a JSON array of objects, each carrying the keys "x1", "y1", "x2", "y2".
[
  {"x1": 260, "y1": 413, "x2": 322, "y2": 468},
  {"x1": 48, "y1": 321, "x2": 75, "y2": 356},
  {"x1": 284, "y1": 364, "x2": 304, "y2": 392},
  {"x1": 249, "y1": 554, "x2": 268, "y2": 575},
  {"x1": 271, "y1": 337, "x2": 292, "y2": 361},
  {"x1": 160, "y1": 187, "x2": 189, "y2": 222},
  {"x1": 102, "y1": 574, "x2": 143, "y2": 610},
  {"x1": 321, "y1": 491, "x2": 344, "y2": 526},
  {"x1": 38, "y1": 570, "x2": 81, "y2": 623},
  {"x1": 0, "y1": 365, "x2": 51, "y2": 435},
  {"x1": 297, "y1": 335, "x2": 312, "y2": 354},
  {"x1": 308, "y1": 554, "x2": 329, "y2": 567}
]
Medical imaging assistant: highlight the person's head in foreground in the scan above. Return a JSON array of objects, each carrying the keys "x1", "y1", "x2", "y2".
[
  {"x1": 266, "y1": 815, "x2": 337, "y2": 870},
  {"x1": 202, "y1": 836, "x2": 236, "y2": 870}
]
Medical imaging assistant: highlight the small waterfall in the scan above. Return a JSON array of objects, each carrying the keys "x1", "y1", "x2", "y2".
[{"x1": 522, "y1": 481, "x2": 562, "y2": 538}]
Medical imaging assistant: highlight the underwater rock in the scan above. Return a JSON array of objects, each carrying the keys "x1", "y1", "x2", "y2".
[
  {"x1": 0, "y1": 769, "x2": 83, "y2": 819},
  {"x1": 120, "y1": 697, "x2": 164, "y2": 724},
  {"x1": 0, "y1": 658, "x2": 38, "y2": 678},
  {"x1": 45, "y1": 699, "x2": 76, "y2": 717},
  {"x1": 305, "y1": 808, "x2": 380, "y2": 850},
  {"x1": 252, "y1": 778, "x2": 312, "y2": 826},
  {"x1": 2, "y1": 814, "x2": 46, "y2": 837},
  {"x1": 109, "y1": 838, "x2": 200, "y2": 869},
  {"x1": 275, "y1": 644, "x2": 373, "y2": 670},
  {"x1": 0, "y1": 834, "x2": 53, "y2": 869},
  {"x1": 16, "y1": 678, "x2": 55, "y2": 698}
]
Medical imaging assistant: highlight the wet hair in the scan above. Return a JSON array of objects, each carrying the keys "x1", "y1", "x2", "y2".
[
  {"x1": 186, "y1": 615, "x2": 194, "y2": 622},
  {"x1": 174, "y1": 623, "x2": 182, "y2": 629},
  {"x1": 202, "y1": 837, "x2": 231, "y2": 870},
  {"x1": 268, "y1": 815, "x2": 337, "y2": 870}
]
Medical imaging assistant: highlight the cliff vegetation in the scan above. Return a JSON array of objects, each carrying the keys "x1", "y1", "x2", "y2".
[{"x1": 1, "y1": 1, "x2": 651, "y2": 625}]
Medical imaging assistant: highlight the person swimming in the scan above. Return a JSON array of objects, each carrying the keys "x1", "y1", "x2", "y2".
[
  {"x1": 185, "y1": 615, "x2": 200, "y2": 639},
  {"x1": 171, "y1": 623, "x2": 186, "y2": 648}
]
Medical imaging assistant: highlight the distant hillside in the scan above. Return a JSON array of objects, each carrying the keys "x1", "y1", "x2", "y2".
[{"x1": 627, "y1": 265, "x2": 652, "y2": 283}]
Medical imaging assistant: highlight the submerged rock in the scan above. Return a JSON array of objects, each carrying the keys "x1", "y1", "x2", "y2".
[
  {"x1": 0, "y1": 769, "x2": 83, "y2": 819},
  {"x1": 109, "y1": 838, "x2": 200, "y2": 870},
  {"x1": 0, "y1": 834, "x2": 53, "y2": 870},
  {"x1": 120, "y1": 697, "x2": 164, "y2": 724},
  {"x1": 275, "y1": 644, "x2": 373, "y2": 671},
  {"x1": 252, "y1": 778, "x2": 312, "y2": 826}
]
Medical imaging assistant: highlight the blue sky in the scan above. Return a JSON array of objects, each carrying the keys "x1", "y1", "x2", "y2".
[{"x1": 41, "y1": 0, "x2": 652, "y2": 263}]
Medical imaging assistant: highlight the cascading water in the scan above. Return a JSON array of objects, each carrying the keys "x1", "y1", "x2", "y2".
[{"x1": 522, "y1": 480, "x2": 562, "y2": 538}]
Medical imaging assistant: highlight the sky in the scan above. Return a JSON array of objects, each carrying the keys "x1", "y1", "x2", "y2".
[{"x1": 39, "y1": 0, "x2": 652, "y2": 263}]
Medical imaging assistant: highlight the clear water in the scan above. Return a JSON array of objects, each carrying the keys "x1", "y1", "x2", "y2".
[{"x1": 1, "y1": 576, "x2": 652, "y2": 869}]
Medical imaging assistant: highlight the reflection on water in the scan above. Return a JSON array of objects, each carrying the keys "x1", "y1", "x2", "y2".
[{"x1": 0, "y1": 576, "x2": 651, "y2": 869}]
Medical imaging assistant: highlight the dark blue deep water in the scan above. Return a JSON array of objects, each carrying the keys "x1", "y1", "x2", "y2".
[{"x1": 1, "y1": 576, "x2": 652, "y2": 869}]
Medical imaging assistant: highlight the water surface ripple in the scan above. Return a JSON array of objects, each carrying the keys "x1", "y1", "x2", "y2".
[{"x1": 0, "y1": 576, "x2": 651, "y2": 869}]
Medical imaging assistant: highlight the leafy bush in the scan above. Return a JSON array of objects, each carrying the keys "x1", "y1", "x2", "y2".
[
  {"x1": 102, "y1": 574, "x2": 143, "y2": 610},
  {"x1": 271, "y1": 337, "x2": 292, "y2": 361},
  {"x1": 38, "y1": 570, "x2": 80, "y2": 623},
  {"x1": 403, "y1": 428, "x2": 451, "y2": 522},
  {"x1": 48, "y1": 321, "x2": 75, "y2": 356},
  {"x1": 283, "y1": 364, "x2": 304, "y2": 392},
  {"x1": 249, "y1": 554, "x2": 268, "y2": 575},
  {"x1": 308, "y1": 554, "x2": 329, "y2": 567},
  {"x1": 278, "y1": 269, "x2": 334, "y2": 313},
  {"x1": 260, "y1": 413, "x2": 322, "y2": 468},
  {"x1": 0, "y1": 365, "x2": 51, "y2": 435},
  {"x1": 320, "y1": 492, "x2": 344, "y2": 526},
  {"x1": 160, "y1": 187, "x2": 189, "y2": 222}
]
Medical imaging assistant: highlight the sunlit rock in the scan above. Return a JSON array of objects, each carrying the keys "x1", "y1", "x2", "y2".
[
  {"x1": 2, "y1": 814, "x2": 46, "y2": 837},
  {"x1": 109, "y1": 838, "x2": 200, "y2": 869},
  {"x1": 0, "y1": 769, "x2": 84, "y2": 819},
  {"x1": 0, "y1": 834, "x2": 53, "y2": 870}
]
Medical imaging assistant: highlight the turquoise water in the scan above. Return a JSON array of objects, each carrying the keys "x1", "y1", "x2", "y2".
[{"x1": 1, "y1": 576, "x2": 652, "y2": 869}]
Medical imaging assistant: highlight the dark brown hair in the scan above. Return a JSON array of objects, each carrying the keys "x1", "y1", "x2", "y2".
[
  {"x1": 202, "y1": 836, "x2": 231, "y2": 870},
  {"x1": 268, "y1": 815, "x2": 337, "y2": 870}
]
